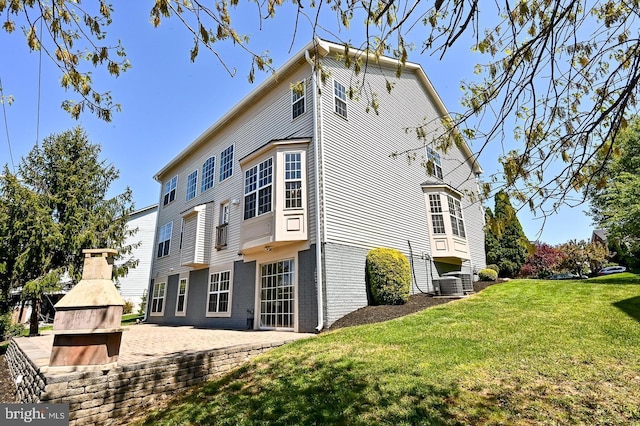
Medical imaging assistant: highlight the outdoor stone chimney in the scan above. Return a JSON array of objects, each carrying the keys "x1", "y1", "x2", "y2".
[{"x1": 48, "y1": 248, "x2": 124, "y2": 371}]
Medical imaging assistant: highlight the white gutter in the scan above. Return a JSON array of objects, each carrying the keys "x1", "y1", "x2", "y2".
[{"x1": 306, "y1": 46, "x2": 324, "y2": 332}]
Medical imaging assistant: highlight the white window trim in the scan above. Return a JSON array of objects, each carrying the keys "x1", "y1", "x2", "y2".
[
  {"x1": 157, "y1": 221, "x2": 173, "y2": 258},
  {"x1": 221, "y1": 202, "x2": 230, "y2": 225},
  {"x1": 255, "y1": 255, "x2": 298, "y2": 331},
  {"x1": 219, "y1": 144, "x2": 235, "y2": 183},
  {"x1": 243, "y1": 157, "x2": 273, "y2": 220},
  {"x1": 447, "y1": 195, "x2": 466, "y2": 238},
  {"x1": 201, "y1": 155, "x2": 216, "y2": 193},
  {"x1": 150, "y1": 281, "x2": 166, "y2": 316},
  {"x1": 175, "y1": 276, "x2": 189, "y2": 316},
  {"x1": 333, "y1": 79, "x2": 348, "y2": 119},
  {"x1": 428, "y1": 194, "x2": 446, "y2": 235},
  {"x1": 426, "y1": 147, "x2": 443, "y2": 180},
  {"x1": 423, "y1": 184, "x2": 468, "y2": 242},
  {"x1": 215, "y1": 202, "x2": 230, "y2": 250},
  {"x1": 163, "y1": 176, "x2": 178, "y2": 206},
  {"x1": 185, "y1": 169, "x2": 198, "y2": 201},
  {"x1": 206, "y1": 266, "x2": 233, "y2": 318},
  {"x1": 291, "y1": 80, "x2": 306, "y2": 120},
  {"x1": 284, "y1": 151, "x2": 303, "y2": 210}
]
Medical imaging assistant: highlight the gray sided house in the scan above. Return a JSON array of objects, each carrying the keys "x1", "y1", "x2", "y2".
[{"x1": 147, "y1": 39, "x2": 486, "y2": 333}]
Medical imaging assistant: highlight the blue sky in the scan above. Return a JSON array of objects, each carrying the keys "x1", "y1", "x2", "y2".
[{"x1": 0, "y1": 2, "x2": 595, "y2": 245}]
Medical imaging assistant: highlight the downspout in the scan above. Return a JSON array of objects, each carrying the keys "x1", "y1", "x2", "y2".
[{"x1": 306, "y1": 48, "x2": 324, "y2": 332}]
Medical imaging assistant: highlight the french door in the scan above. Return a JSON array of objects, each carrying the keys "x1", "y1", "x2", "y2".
[{"x1": 259, "y1": 259, "x2": 295, "y2": 330}]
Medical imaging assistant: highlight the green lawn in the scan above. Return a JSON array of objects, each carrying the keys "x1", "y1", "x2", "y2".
[{"x1": 136, "y1": 274, "x2": 640, "y2": 425}]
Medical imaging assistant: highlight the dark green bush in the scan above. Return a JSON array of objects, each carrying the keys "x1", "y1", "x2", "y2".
[
  {"x1": 366, "y1": 248, "x2": 411, "y2": 305},
  {"x1": 123, "y1": 300, "x2": 134, "y2": 315},
  {"x1": 478, "y1": 268, "x2": 498, "y2": 281},
  {"x1": 0, "y1": 312, "x2": 24, "y2": 341}
]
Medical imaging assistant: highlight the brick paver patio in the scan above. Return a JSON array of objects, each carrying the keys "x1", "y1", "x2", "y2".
[{"x1": 14, "y1": 324, "x2": 315, "y2": 374}]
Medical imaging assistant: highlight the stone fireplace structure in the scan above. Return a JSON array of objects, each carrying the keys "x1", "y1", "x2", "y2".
[{"x1": 49, "y1": 248, "x2": 124, "y2": 370}]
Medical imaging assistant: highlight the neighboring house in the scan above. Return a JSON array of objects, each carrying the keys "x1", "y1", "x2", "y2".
[
  {"x1": 146, "y1": 39, "x2": 486, "y2": 333},
  {"x1": 116, "y1": 204, "x2": 158, "y2": 310},
  {"x1": 591, "y1": 229, "x2": 608, "y2": 247}
]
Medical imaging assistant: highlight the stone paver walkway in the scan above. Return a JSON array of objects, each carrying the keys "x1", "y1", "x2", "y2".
[{"x1": 14, "y1": 324, "x2": 315, "y2": 375}]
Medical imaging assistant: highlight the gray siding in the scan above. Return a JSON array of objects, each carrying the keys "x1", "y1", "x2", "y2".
[
  {"x1": 151, "y1": 68, "x2": 317, "y2": 282},
  {"x1": 319, "y1": 56, "x2": 484, "y2": 258},
  {"x1": 146, "y1": 264, "x2": 256, "y2": 330},
  {"x1": 180, "y1": 214, "x2": 197, "y2": 265},
  {"x1": 149, "y1": 44, "x2": 485, "y2": 332},
  {"x1": 297, "y1": 246, "x2": 318, "y2": 333},
  {"x1": 323, "y1": 243, "x2": 369, "y2": 326},
  {"x1": 324, "y1": 242, "x2": 443, "y2": 327},
  {"x1": 146, "y1": 274, "x2": 180, "y2": 325},
  {"x1": 317, "y1": 56, "x2": 485, "y2": 324}
]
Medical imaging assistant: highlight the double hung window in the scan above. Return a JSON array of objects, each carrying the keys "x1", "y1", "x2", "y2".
[
  {"x1": 447, "y1": 196, "x2": 466, "y2": 238},
  {"x1": 428, "y1": 194, "x2": 446, "y2": 234},
  {"x1": 284, "y1": 152, "x2": 302, "y2": 209},
  {"x1": 208, "y1": 271, "x2": 231, "y2": 314},
  {"x1": 186, "y1": 170, "x2": 197, "y2": 201},
  {"x1": 334, "y1": 80, "x2": 347, "y2": 118},
  {"x1": 244, "y1": 158, "x2": 273, "y2": 219},
  {"x1": 426, "y1": 147, "x2": 443, "y2": 179},
  {"x1": 219, "y1": 145, "x2": 234, "y2": 182},
  {"x1": 175, "y1": 278, "x2": 188, "y2": 315},
  {"x1": 292, "y1": 81, "x2": 305, "y2": 119},
  {"x1": 163, "y1": 176, "x2": 177, "y2": 206},
  {"x1": 151, "y1": 282, "x2": 166, "y2": 315},
  {"x1": 201, "y1": 156, "x2": 216, "y2": 192},
  {"x1": 157, "y1": 222, "x2": 173, "y2": 257}
]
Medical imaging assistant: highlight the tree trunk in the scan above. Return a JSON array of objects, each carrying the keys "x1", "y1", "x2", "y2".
[{"x1": 29, "y1": 297, "x2": 39, "y2": 336}]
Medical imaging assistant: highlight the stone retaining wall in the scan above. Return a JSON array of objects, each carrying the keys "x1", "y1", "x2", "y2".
[{"x1": 6, "y1": 338, "x2": 286, "y2": 425}]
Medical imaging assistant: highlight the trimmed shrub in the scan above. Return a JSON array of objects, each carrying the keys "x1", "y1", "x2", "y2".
[
  {"x1": 478, "y1": 268, "x2": 498, "y2": 281},
  {"x1": 366, "y1": 248, "x2": 411, "y2": 305},
  {"x1": 487, "y1": 264, "x2": 500, "y2": 274}
]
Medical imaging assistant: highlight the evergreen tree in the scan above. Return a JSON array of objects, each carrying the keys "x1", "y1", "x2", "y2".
[
  {"x1": 485, "y1": 191, "x2": 529, "y2": 278},
  {"x1": 0, "y1": 127, "x2": 137, "y2": 335}
]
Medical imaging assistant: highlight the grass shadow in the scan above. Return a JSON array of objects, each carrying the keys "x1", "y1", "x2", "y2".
[
  {"x1": 137, "y1": 353, "x2": 463, "y2": 425},
  {"x1": 613, "y1": 296, "x2": 640, "y2": 322},
  {"x1": 587, "y1": 273, "x2": 640, "y2": 285}
]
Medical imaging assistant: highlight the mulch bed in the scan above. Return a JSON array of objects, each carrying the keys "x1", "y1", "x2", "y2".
[
  {"x1": 0, "y1": 280, "x2": 499, "y2": 403},
  {"x1": 0, "y1": 351, "x2": 16, "y2": 402},
  {"x1": 326, "y1": 280, "x2": 497, "y2": 331}
]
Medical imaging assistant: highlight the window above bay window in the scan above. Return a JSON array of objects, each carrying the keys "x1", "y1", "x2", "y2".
[
  {"x1": 291, "y1": 80, "x2": 306, "y2": 120},
  {"x1": 426, "y1": 147, "x2": 443, "y2": 180}
]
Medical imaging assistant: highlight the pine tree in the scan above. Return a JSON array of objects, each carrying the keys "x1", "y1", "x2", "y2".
[
  {"x1": 0, "y1": 127, "x2": 137, "y2": 335},
  {"x1": 485, "y1": 191, "x2": 529, "y2": 278}
]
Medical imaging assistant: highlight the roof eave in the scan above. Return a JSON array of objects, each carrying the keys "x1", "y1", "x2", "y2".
[{"x1": 154, "y1": 39, "x2": 332, "y2": 181}]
